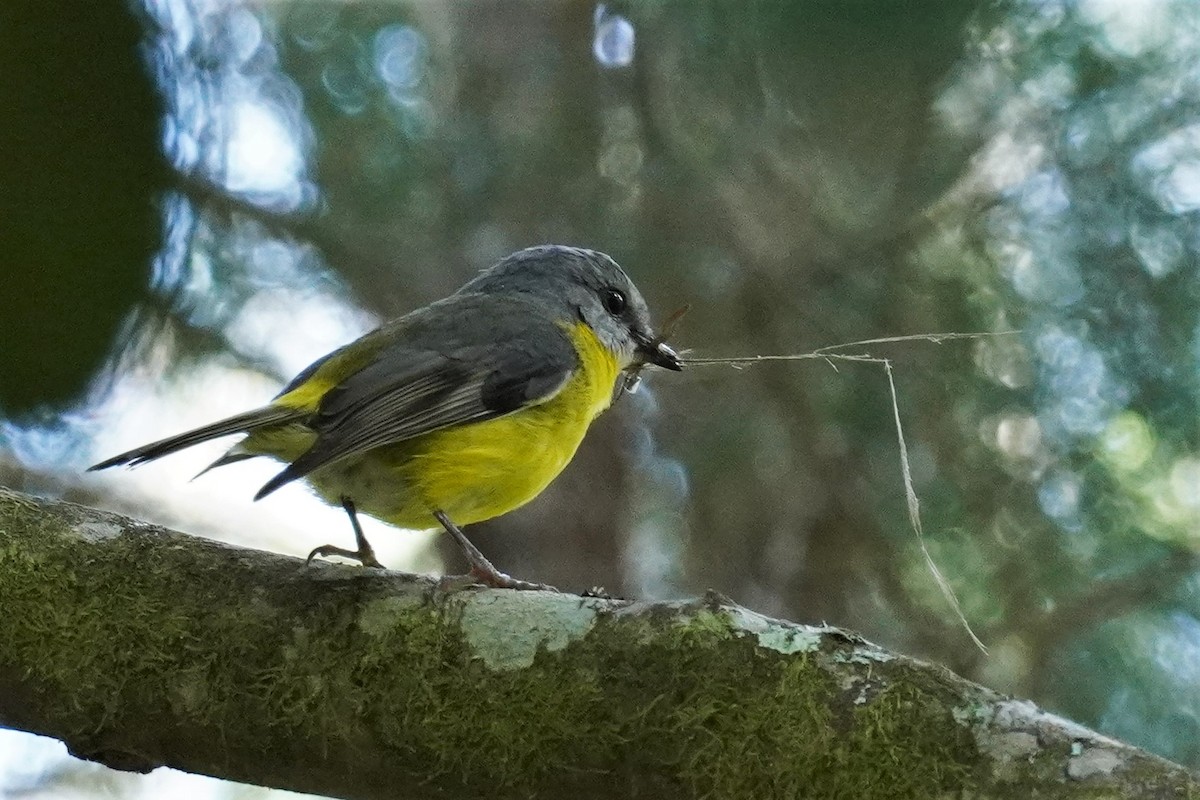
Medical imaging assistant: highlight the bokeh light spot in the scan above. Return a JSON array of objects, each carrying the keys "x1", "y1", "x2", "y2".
[
  {"x1": 225, "y1": 101, "x2": 305, "y2": 199},
  {"x1": 374, "y1": 24, "x2": 426, "y2": 92},
  {"x1": 1038, "y1": 469, "x2": 1083, "y2": 523},
  {"x1": 593, "y1": 5, "x2": 635, "y2": 68},
  {"x1": 1169, "y1": 458, "x2": 1200, "y2": 513},
  {"x1": 1100, "y1": 411, "x2": 1155, "y2": 473}
]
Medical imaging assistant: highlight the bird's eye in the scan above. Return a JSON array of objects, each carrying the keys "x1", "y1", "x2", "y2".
[{"x1": 601, "y1": 288, "x2": 627, "y2": 315}]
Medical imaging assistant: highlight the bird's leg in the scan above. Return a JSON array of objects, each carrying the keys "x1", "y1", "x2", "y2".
[
  {"x1": 433, "y1": 510, "x2": 556, "y2": 592},
  {"x1": 305, "y1": 497, "x2": 384, "y2": 568}
]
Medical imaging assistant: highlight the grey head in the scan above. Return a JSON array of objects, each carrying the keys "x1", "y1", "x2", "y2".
[{"x1": 458, "y1": 245, "x2": 681, "y2": 371}]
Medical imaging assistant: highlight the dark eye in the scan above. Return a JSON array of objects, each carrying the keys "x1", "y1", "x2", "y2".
[{"x1": 601, "y1": 288, "x2": 627, "y2": 315}]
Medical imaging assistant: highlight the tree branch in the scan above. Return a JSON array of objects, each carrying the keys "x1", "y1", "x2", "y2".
[{"x1": 0, "y1": 487, "x2": 1195, "y2": 799}]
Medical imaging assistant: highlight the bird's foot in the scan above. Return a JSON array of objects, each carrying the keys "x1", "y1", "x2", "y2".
[
  {"x1": 305, "y1": 496, "x2": 385, "y2": 568},
  {"x1": 468, "y1": 564, "x2": 557, "y2": 592},
  {"x1": 430, "y1": 508, "x2": 557, "y2": 591},
  {"x1": 305, "y1": 543, "x2": 384, "y2": 569},
  {"x1": 434, "y1": 567, "x2": 557, "y2": 593}
]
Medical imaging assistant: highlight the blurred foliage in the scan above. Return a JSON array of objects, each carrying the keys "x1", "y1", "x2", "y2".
[{"x1": 6, "y1": 0, "x2": 1200, "y2": 794}]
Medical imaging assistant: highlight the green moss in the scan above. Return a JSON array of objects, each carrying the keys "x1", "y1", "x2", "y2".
[
  {"x1": 339, "y1": 601, "x2": 979, "y2": 798},
  {"x1": 836, "y1": 681, "x2": 976, "y2": 798},
  {"x1": 1, "y1": 493, "x2": 987, "y2": 798},
  {"x1": 0, "y1": 494, "x2": 353, "y2": 747}
]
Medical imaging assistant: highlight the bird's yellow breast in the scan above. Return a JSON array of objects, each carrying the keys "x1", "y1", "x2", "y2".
[{"x1": 307, "y1": 321, "x2": 622, "y2": 529}]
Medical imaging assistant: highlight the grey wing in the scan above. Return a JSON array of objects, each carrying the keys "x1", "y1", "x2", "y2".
[{"x1": 254, "y1": 305, "x2": 578, "y2": 499}]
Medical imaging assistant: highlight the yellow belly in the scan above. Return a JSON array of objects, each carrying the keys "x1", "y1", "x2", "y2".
[{"x1": 301, "y1": 322, "x2": 621, "y2": 529}]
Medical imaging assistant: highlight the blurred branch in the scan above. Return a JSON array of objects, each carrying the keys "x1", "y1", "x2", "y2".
[
  {"x1": 1024, "y1": 549, "x2": 1198, "y2": 695},
  {"x1": 173, "y1": 173, "x2": 385, "y2": 276},
  {"x1": 0, "y1": 487, "x2": 1196, "y2": 800}
]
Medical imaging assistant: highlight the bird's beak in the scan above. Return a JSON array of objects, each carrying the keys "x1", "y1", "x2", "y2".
[{"x1": 634, "y1": 332, "x2": 683, "y2": 371}]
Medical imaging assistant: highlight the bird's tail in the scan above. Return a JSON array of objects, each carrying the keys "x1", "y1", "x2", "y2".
[{"x1": 89, "y1": 405, "x2": 301, "y2": 471}]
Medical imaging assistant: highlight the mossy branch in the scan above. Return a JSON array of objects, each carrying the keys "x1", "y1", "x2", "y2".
[{"x1": 0, "y1": 488, "x2": 1195, "y2": 800}]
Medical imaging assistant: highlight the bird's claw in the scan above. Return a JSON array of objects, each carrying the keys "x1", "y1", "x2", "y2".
[
  {"x1": 305, "y1": 543, "x2": 384, "y2": 569},
  {"x1": 434, "y1": 568, "x2": 557, "y2": 593}
]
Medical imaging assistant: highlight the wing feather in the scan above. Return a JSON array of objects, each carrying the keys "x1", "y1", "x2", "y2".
[{"x1": 255, "y1": 295, "x2": 579, "y2": 499}]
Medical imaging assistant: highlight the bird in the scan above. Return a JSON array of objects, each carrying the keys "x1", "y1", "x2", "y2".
[{"x1": 90, "y1": 245, "x2": 682, "y2": 589}]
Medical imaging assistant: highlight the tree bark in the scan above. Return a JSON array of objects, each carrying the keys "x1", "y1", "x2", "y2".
[{"x1": 0, "y1": 487, "x2": 1195, "y2": 799}]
